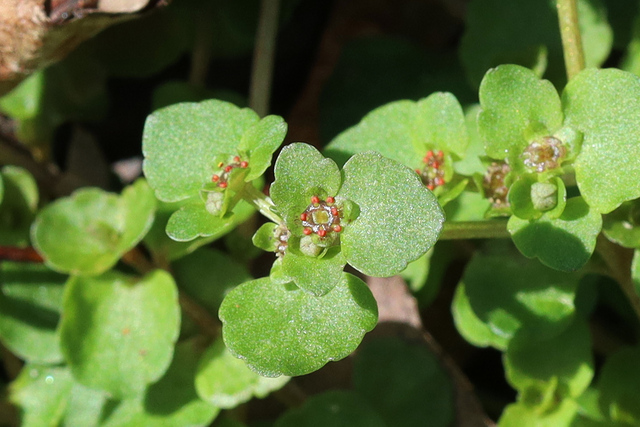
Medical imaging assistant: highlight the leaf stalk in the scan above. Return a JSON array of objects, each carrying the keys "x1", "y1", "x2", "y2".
[{"x1": 557, "y1": 0, "x2": 585, "y2": 80}]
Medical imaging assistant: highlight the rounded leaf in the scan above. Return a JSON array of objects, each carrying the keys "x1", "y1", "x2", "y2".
[
  {"x1": 270, "y1": 143, "x2": 342, "y2": 232},
  {"x1": 563, "y1": 68, "x2": 640, "y2": 213},
  {"x1": 505, "y1": 316, "x2": 594, "y2": 399},
  {"x1": 602, "y1": 200, "x2": 640, "y2": 248},
  {"x1": 478, "y1": 65, "x2": 563, "y2": 161},
  {"x1": 463, "y1": 253, "x2": 579, "y2": 343},
  {"x1": 32, "y1": 179, "x2": 155, "y2": 275},
  {"x1": 142, "y1": 99, "x2": 259, "y2": 202},
  {"x1": 0, "y1": 166, "x2": 38, "y2": 247},
  {"x1": 339, "y1": 151, "x2": 444, "y2": 277},
  {"x1": 219, "y1": 274, "x2": 378, "y2": 377},
  {"x1": 60, "y1": 270, "x2": 180, "y2": 398},
  {"x1": 508, "y1": 197, "x2": 602, "y2": 272},
  {"x1": 195, "y1": 338, "x2": 289, "y2": 408}
]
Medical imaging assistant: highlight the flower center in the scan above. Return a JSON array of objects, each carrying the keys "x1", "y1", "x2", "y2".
[
  {"x1": 300, "y1": 196, "x2": 342, "y2": 238},
  {"x1": 483, "y1": 161, "x2": 510, "y2": 207},
  {"x1": 416, "y1": 150, "x2": 446, "y2": 191},
  {"x1": 521, "y1": 136, "x2": 566, "y2": 172},
  {"x1": 211, "y1": 156, "x2": 249, "y2": 188}
]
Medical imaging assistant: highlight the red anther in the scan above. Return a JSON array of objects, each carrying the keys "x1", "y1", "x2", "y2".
[
  {"x1": 217, "y1": 162, "x2": 224, "y2": 168},
  {"x1": 240, "y1": 161, "x2": 248, "y2": 168},
  {"x1": 427, "y1": 184, "x2": 435, "y2": 191},
  {"x1": 432, "y1": 161, "x2": 440, "y2": 169},
  {"x1": 303, "y1": 228, "x2": 312, "y2": 235},
  {"x1": 333, "y1": 225, "x2": 342, "y2": 232},
  {"x1": 233, "y1": 156, "x2": 241, "y2": 162},
  {"x1": 317, "y1": 229, "x2": 327, "y2": 237},
  {"x1": 219, "y1": 182, "x2": 228, "y2": 188},
  {"x1": 300, "y1": 213, "x2": 308, "y2": 221},
  {"x1": 224, "y1": 165, "x2": 233, "y2": 173},
  {"x1": 426, "y1": 150, "x2": 434, "y2": 159},
  {"x1": 437, "y1": 150, "x2": 444, "y2": 158},
  {"x1": 415, "y1": 169, "x2": 421, "y2": 174},
  {"x1": 331, "y1": 207, "x2": 339, "y2": 216},
  {"x1": 212, "y1": 175, "x2": 220, "y2": 182},
  {"x1": 311, "y1": 196, "x2": 320, "y2": 205},
  {"x1": 434, "y1": 177, "x2": 445, "y2": 186},
  {"x1": 326, "y1": 196, "x2": 335, "y2": 204}
]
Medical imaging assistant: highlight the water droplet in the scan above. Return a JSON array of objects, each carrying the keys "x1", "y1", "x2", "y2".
[{"x1": 45, "y1": 375, "x2": 54, "y2": 384}]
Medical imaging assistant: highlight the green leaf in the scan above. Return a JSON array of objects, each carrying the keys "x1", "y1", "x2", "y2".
[
  {"x1": 102, "y1": 339, "x2": 219, "y2": 427},
  {"x1": 172, "y1": 248, "x2": 251, "y2": 314},
  {"x1": 0, "y1": 262, "x2": 65, "y2": 363},
  {"x1": 275, "y1": 390, "x2": 386, "y2": 427},
  {"x1": 144, "y1": 195, "x2": 255, "y2": 259},
  {"x1": 142, "y1": 99, "x2": 259, "y2": 202},
  {"x1": 452, "y1": 282, "x2": 508, "y2": 350},
  {"x1": 219, "y1": 273, "x2": 377, "y2": 377},
  {"x1": 463, "y1": 253, "x2": 580, "y2": 343},
  {"x1": 597, "y1": 346, "x2": 640, "y2": 424},
  {"x1": 413, "y1": 92, "x2": 469, "y2": 158},
  {"x1": 505, "y1": 316, "x2": 594, "y2": 400},
  {"x1": 61, "y1": 382, "x2": 107, "y2": 427},
  {"x1": 460, "y1": 0, "x2": 612, "y2": 88},
  {"x1": 271, "y1": 143, "x2": 342, "y2": 232},
  {"x1": 498, "y1": 399, "x2": 579, "y2": 427},
  {"x1": 602, "y1": 200, "x2": 640, "y2": 248},
  {"x1": 32, "y1": 179, "x2": 155, "y2": 275},
  {"x1": 280, "y1": 245, "x2": 347, "y2": 296},
  {"x1": 195, "y1": 338, "x2": 289, "y2": 408},
  {"x1": 165, "y1": 200, "x2": 239, "y2": 242},
  {"x1": 508, "y1": 197, "x2": 602, "y2": 272},
  {"x1": 10, "y1": 364, "x2": 74, "y2": 427},
  {"x1": 563, "y1": 68, "x2": 640, "y2": 213},
  {"x1": 60, "y1": 270, "x2": 180, "y2": 398},
  {"x1": 353, "y1": 337, "x2": 454, "y2": 427},
  {"x1": 509, "y1": 175, "x2": 567, "y2": 220},
  {"x1": 325, "y1": 93, "x2": 468, "y2": 171},
  {"x1": 0, "y1": 166, "x2": 38, "y2": 247},
  {"x1": 238, "y1": 115, "x2": 288, "y2": 182},
  {"x1": 339, "y1": 151, "x2": 444, "y2": 277},
  {"x1": 478, "y1": 64, "x2": 563, "y2": 162}
]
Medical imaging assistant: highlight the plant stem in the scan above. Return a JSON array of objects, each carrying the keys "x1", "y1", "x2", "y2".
[
  {"x1": 596, "y1": 234, "x2": 640, "y2": 322},
  {"x1": 241, "y1": 183, "x2": 284, "y2": 225},
  {"x1": 440, "y1": 220, "x2": 510, "y2": 240},
  {"x1": 248, "y1": 0, "x2": 280, "y2": 116},
  {"x1": 557, "y1": 0, "x2": 585, "y2": 80}
]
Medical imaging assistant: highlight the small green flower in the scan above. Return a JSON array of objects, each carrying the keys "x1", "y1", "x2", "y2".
[
  {"x1": 256, "y1": 143, "x2": 444, "y2": 296},
  {"x1": 142, "y1": 100, "x2": 287, "y2": 241}
]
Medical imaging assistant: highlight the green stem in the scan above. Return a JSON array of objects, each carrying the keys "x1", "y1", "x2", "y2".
[
  {"x1": 440, "y1": 220, "x2": 510, "y2": 240},
  {"x1": 241, "y1": 183, "x2": 283, "y2": 225},
  {"x1": 557, "y1": 0, "x2": 585, "y2": 80},
  {"x1": 248, "y1": 0, "x2": 281, "y2": 116}
]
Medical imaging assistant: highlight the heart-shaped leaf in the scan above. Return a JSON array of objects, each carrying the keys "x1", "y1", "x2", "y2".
[
  {"x1": 60, "y1": 270, "x2": 180, "y2": 398},
  {"x1": 219, "y1": 273, "x2": 377, "y2": 377}
]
